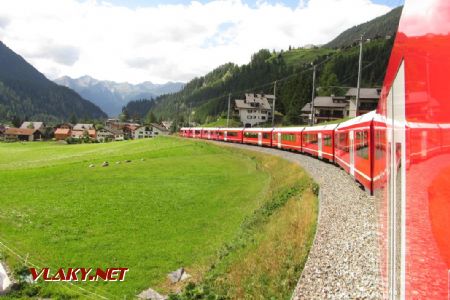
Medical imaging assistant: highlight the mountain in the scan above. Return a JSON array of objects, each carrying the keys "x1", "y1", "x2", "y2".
[
  {"x1": 0, "y1": 41, "x2": 106, "y2": 123},
  {"x1": 325, "y1": 6, "x2": 403, "y2": 49},
  {"x1": 54, "y1": 75, "x2": 184, "y2": 117},
  {"x1": 134, "y1": 6, "x2": 402, "y2": 128}
]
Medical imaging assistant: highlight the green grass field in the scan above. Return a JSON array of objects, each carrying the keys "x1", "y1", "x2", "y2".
[
  {"x1": 0, "y1": 137, "x2": 272, "y2": 298},
  {"x1": 0, "y1": 137, "x2": 318, "y2": 299}
]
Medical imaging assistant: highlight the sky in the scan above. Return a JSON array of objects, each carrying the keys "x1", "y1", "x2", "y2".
[{"x1": 0, "y1": 0, "x2": 404, "y2": 84}]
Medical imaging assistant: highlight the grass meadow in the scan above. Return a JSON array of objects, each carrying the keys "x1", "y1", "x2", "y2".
[{"x1": 0, "y1": 137, "x2": 318, "y2": 299}]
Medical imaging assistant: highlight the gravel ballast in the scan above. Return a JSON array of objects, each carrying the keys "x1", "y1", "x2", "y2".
[{"x1": 215, "y1": 142, "x2": 383, "y2": 299}]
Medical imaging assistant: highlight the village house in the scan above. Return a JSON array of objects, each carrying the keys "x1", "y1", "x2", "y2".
[
  {"x1": 301, "y1": 95, "x2": 349, "y2": 124},
  {"x1": 73, "y1": 123, "x2": 94, "y2": 131},
  {"x1": 20, "y1": 121, "x2": 45, "y2": 131},
  {"x1": 234, "y1": 93, "x2": 273, "y2": 127},
  {"x1": 3, "y1": 127, "x2": 42, "y2": 142},
  {"x1": 123, "y1": 124, "x2": 139, "y2": 139},
  {"x1": 346, "y1": 88, "x2": 381, "y2": 117},
  {"x1": 134, "y1": 126, "x2": 153, "y2": 139},
  {"x1": 97, "y1": 127, "x2": 124, "y2": 142},
  {"x1": 151, "y1": 123, "x2": 169, "y2": 136},
  {"x1": 161, "y1": 121, "x2": 173, "y2": 131},
  {"x1": 301, "y1": 87, "x2": 380, "y2": 124},
  {"x1": 54, "y1": 128, "x2": 71, "y2": 141}
]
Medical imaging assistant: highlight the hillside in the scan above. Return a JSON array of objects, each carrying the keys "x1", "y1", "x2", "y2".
[
  {"x1": 54, "y1": 75, "x2": 184, "y2": 117},
  {"x1": 0, "y1": 41, "x2": 107, "y2": 123},
  {"x1": 325, "y1": 6, "x2": 402, "y2": 49},
  {"x1": 134, "y1": 6, "x2": 401, "y2": 128}
]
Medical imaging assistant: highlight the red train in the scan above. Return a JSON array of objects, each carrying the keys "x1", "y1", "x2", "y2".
[{"x1": 181, "y1": 0, "x2": 450, "y2": 297}]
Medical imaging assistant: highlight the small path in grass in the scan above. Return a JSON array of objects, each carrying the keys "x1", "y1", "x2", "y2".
[{"x1": 211, "y1": 141, "x2": 383, "y2": 299}]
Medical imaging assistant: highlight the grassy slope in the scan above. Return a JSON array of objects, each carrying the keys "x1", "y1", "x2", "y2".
[
  {"x1": 269, "y1": 48, "x2": 335, "y2": 67},
  {"x1": 0, "y1": 138, "x2": 270, "y2": 298},
  {"x1": 201, "y1": 118, "x2": 241, "y2": 128}
]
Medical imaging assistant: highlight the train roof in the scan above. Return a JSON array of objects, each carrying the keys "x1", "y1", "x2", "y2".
[
  {"x1": 218, "y1": 127, "x2": 244, "y2": 131},
  {"x1": 273, "y1": 127, "x2": 305, "y2": 132},
  {"x1": 303, "y1": 123, "x2": 339, "y2": 132},
  {"x1": 335, "y1": 111, "x2": 377, "y2": 129},
  {"x1": 243, "y1": 127, "x2": 274, "y2": 132}
]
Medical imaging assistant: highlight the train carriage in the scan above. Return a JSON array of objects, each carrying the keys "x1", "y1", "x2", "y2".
[
  {"x1": 375, "y1": 0, "x2": 450, "y2": 297},
  {"x1": 302, "y1": 124, "x2": 337, "y2": 161},
  {"x1": 217, "y1": 128, "x2": 244, "y2": 143},
  {"x1": 191, "y1": 127, "x2": 203, "y2": 139},
  {"x1": 201, "y1": 127, "x2": 219, "y2": 140},
  {"x1": 334, "y1": 111, "x2": 376, "y2": 193},
  {"x1": 271, "y1": 127, "x2": 304, "y2": 151},
  {"x1": 179, "y1": 127, "x2": 191, "y2": 138},
  {"x1": 242, "y1": 128, "x2": 273, "y2": 146}
]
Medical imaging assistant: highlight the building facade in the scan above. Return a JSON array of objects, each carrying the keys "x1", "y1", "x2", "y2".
[{"x1": 235, "y1": 93, "x2": 273, "y2": 127}]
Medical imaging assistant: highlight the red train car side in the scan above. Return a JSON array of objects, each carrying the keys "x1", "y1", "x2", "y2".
[
  {"x1": 335, "y1": 111, "x2": 376, "y2": 193},
  {"x1": 242, "y1": 128, "x2": 273, "y2": 146},
  {"x1": 271, "y1": 127, "x2": 304, "y2": 151},
  {"x1": 201, "y1": 127, "x2": 219, "y2": 140},
  {"x1": 217, "y1": 128, "x2": 244, "y2": 143},
  {"x1": 302, "y1": 124, "x2": 337, "y2": 162}
]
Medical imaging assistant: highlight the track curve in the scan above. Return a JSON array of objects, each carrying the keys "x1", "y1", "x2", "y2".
[{"x1": 211, "y1": 141, "x2": 383, "y2": 299}]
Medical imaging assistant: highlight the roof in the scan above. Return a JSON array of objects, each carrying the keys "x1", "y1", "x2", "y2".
[
  {"x1": 54, "y1": 128, "x2": 70, "y2": 135},
  {"x1": 313, "y1": 96, "x2": 348, "y2": 108},
  {"x1": 273, "y1": 127, "x2": 305, "y2": 132},
  {"x1": 20, "y1": 121, "x2": 44, "y2": 129},
  {"x1": 235, "y1": 93, "x2": 272, "y2": 110},
  {"x1": 73, "y1": 123, "x2": 94, "y2": 130},
  {"x1": 103, "y1": 127, "x2": 123, "y2": 135},
  {"x1": 336, "y1": 111, "x2": 376, "y2": 130},
  {"x1": 151, "y1": 123, "x2": 169, "y2": 132},
  {"x1": 345, "y1": 88, "x2": 380, "y2": 99},
  {"x1": 5, "y1": 128, "x2": 36, "y2": 135},
  {"x1": 202, "y1": 127, "x2": 219, "y2": 131},
  {"x1": 219, "y1": 127, "x2": 244, "y2": 131},
  {"x1": 303, "y1": 124, "x2": 339, "y2": 132},
  {"x1": 243, "y1": 128, "x2": 274, "y2": 132},
  {"x1": 71, "y1": 130, "x2": 84, "y2": 137}
]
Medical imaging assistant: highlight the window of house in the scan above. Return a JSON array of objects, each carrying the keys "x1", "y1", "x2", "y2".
[{"x1": 261, "y1": 116, "x2": 266, "y2": 120}]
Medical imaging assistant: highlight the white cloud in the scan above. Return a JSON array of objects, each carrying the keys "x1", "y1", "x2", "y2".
[{"x1": 0, "y1": 0, "x2": 391, "y2": 84}]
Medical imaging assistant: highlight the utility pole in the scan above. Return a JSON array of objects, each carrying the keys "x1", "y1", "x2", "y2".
[
  {"x1": 188, "y1": 103, "x2": 191, "y2": 126},
  {"x1": 311, "y1": 65, "x2": 316, "y2": 125},
  {"x1": 272, "y1": 81, "x2": 277, "y2": 127},
  {"x1": 227, "y1": 93, "x2": 231, "y2": 127},
  {"x1": 356, "y1": 34, "x2": 363, "y2": 117}
]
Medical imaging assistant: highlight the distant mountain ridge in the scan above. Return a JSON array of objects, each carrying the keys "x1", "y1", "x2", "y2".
[
  {"x1": 0, "y1": 41, "x2": 106, "y2": 123},
  {"x1": 55, "y1": 75, "x2": 184, "y2": 117}
]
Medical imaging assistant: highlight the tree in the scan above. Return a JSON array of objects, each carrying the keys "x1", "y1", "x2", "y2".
[
  {"x1": 11, "y1": 115, "x2": 21, "y2": 127},
  {"x1": 70, "y1": 113, "x2": 78, "y2": 124},
  {"x1": 120, "y1": 108, "x2": 130, "y2": 122},
  {"x1": 147, "y1": 111, "x2": 157, "y2": 124}
]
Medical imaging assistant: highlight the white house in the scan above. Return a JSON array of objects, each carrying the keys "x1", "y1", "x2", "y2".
[
  {"x1": 134, "y1": 126, "x2": 153, "y2": 139},
  {"x1": 97, "y1": 127, "x2": 124, "y2": 142},
  {"x1": 151, "y1": 123, "x2": 169, "y2": 136},
  {"x1": 235, "y1": 93, "x2": 273, "y2": 127}
]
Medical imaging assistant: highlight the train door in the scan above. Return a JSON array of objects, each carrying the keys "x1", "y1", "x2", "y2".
[
  {"x1": 207, "y1": 131, "x2": 211, "y2": 140},
  {"x1": 387, "y1": 61, "x2": 406, "y2": 300},
  {"x1": 318, "y1": 133, "x2": 323, "y2": 159},
  {"x1": 224, "y1": 131, "x2": 228, "y2": 142},
  {"x1": 349, "y1": 130, "x2": 355, "y2": 176},
  {"x1": 277, "y1": 132, "x2": 281, "y2": 148},
  {"x1": 258, "y1": 132, "x2": 262, "y2": 146}
]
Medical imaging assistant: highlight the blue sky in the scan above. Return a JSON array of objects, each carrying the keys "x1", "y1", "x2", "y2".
[{"x1": 106, "y1": 0, "x2": 404, "y2": 9}]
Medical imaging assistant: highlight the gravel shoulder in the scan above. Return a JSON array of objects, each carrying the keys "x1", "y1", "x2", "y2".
[{"x1": 213, "y1": 142, "x2": 382, "y2": 299}]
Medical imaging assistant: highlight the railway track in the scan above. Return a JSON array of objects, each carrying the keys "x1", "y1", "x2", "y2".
[{"x1": 212, "y1": 141, "x2": 383, "y2": 299}]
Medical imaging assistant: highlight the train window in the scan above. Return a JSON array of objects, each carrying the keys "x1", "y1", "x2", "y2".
[
  {"x1": 228, "y1": 132, "x2": 238, "y2": 137},
  {"x1": 262, "y1": 133, "x2": 270, "y2": 139},
  {"x1": 282, "y1": 133, "x2": 295, "y2": 142},
  {"x1": 303, "y1": 133, "x2": 318, "y2": 144},
  {"x1": 244, "y1": 132, "x2": 258, "y2": 138},
  {"x1": 336, "y1": 132, "x2": 349, "y2": 152},
  {"x1": 323, "y1": 134, "x2": 332, "y2": 147},
  {"x1": 356, "y1": 131, "x2": 369, "y2": 159},
  {"x1": 375, "y1": 130, "x2": 385, "y2": 159},
  {"x1": 195, "y1": 130, "x2": 201, "y2": 134}
]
